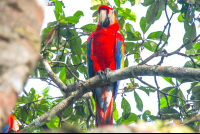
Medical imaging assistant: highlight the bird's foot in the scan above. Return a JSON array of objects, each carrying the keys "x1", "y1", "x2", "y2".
[
  {"x1": 96, "y1": 70, "x2": 104, "y2": 80},
  {"x1": 104, "y1": 68, "x2": 111, "y2": 81}
]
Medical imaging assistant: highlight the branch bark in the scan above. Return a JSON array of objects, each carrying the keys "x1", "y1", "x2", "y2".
[{"x1": 21, "y1": 64, "x2": 200, "y2": 132}]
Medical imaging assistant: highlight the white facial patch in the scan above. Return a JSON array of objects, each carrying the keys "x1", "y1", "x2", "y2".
[{"x1": 108, "y1": 9, "x2": 115, "y2": 25}]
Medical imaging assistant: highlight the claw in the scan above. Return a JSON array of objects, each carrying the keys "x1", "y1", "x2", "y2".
[
  {"x1": 104, "y1": 68, "x2": 111, "y2": 80},
  {"x1": 96, "y1": 70, "x2": 104, "y2": 80}
]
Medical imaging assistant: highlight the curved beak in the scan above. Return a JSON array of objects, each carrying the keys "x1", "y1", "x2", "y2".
[{"x1": 99, "y1": 9, "x2": 110, "y2": 28}]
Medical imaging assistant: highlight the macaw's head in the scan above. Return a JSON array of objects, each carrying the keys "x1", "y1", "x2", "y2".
[{"x1": 98, "y1": 5, "x2": 118, "y2": 28}]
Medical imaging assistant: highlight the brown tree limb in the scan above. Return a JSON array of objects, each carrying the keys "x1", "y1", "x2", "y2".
[
  {"x1": 20, "y1": 64, "x2": 200, "y2": 132},
  {"x1": 40, "y1": 57, "x2": 68, "y2": 93}
]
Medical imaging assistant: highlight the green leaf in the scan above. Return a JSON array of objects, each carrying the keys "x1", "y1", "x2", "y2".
[
  {"x1": 134, "y1": 91, "x2": 143, "y2": 111},
  {"x1": 91, "y1": 97, "x2": 96, "y2": 113},
  {"x1": 59, "y1": 67, "x2": 66, "y2": 84},
  {"x1": 47, "y1": 21, "x2": 57, "y2": 27},
  {"x1": 53, "y1": 0, "x2": 65, "y2": 21},
  {"x1": 114, "y1": 0, "x2": 121, "y2": 7},
  {"x1": 145, "y1": 1, "x2": 159, "y2": 24},
  {"x1": 91, "y1": 0, "x2": 109, "y2": 6},
  {"x1": 160, "y1": 96, "x2": 168, "y2": 108},
  {"x1": 186, "y1": 0, "x2": 195, "y2": 4},
  {"x1": 81, "y1": 24, "x2": 97, "y2": 33},
  {"x1": 162, "y1": 76, "x2": 174, "y2": 85},
  {"x1": 113, "y1": 102, "x2": 119, "y2": 122},
  {"x1": 117, "y1": 7, "x2": 137, "y2": 22},
  {"x1": 178, "y1": 13, "x2": 184, "y2": 22},
  {"x1": 17, "y1": 108, "x2": 28, "y2": 122},
  {"x1": 134, "y1": 53, "x2": 140, "y2": 63},
  {"x1": 193, "y1": 42, "x2": 200, "y2": 49},
  {"x1": 142, "y1": 111, "x2": 148, "y2": 121},
  {"x1": 124, "y1": 83, "x2": 136, "y2": 92},
  {"x1": 158, "y1": 0, "x2": 165, "y2": 11},
  {"x1": 147, "y1": 31, "x2": 167, "y2": 41},
  {"x1": 168, "y1": 1, "x2": 180, "y2": 13},
  {"x1": 149, "y1": 115, "x2": 160, "y2": 120},
  {"x1": 179, "y1": 90, "x2": 186, "y2": 104},
  {"x1": 170, "y1": 88, "x2": 179, "y2": 105},
  {"x1": 187, "y1": 82, "x2": 198, "y2": 93},
  {"x1": 141, "y1": 0, "x2": 155, "y2": 6},
  {"x1": 183, "y1": 22, "x2": 196, "y2": 50},
  {"x1": 73, "y1": 11, "x2": 84, "y2": 19},
  {"x1": 138, "y1": 86, "x2": 153, "y2": 96},
  {"x1": 70, "y1": 42, "x2": 82, "y2": 60},
  {"x1": 65, "y1": 16, "x2": 79, "y2": 24},
  {"x1": 66, "y1": 77, "x2": 75, "y2": 85},
  {"x1": 120, "y1": 113, "x2": 138, "y2": 124},
  {"x1": 46, "y1": 116, "x2": 59, "y2": 129},
  {"x1": 36, "y1": 100, "x2": 50, "y2": 115},
  {"x1": 84, "y1": 105, "x2": 89, "y2": 116},
  {"x1": 125, "y1": 42, "x2": 134, "y2": 53},
  {"x1": 125, "y1": 57, "x2": 129, "y2": 67},
  {"x1": 41, "y1": 27, "x2": 52, "y2": 42},
  {"x1": 155, "y1": 10, "x2": 162, "y2": 20},
  {"x1": 140, "y1": 17, "x2": 151, "y2": 34},
  {"x1": 185, "y1": 48, "x2": 196, "y2": 55},
  {"x1": 118, "y1": 17, "x2": 125, "y2": 30},
  {"x1": 161, "y1": 107, "x2": 179, "y2": 119},
  {"x1": 125, "y1": 23, "x2": 135, "y2": 33},
  {"x1": 135, "y1": 0, "x2": 141, "y2": 5},
  {"x1": 119, "y1": 0, "x2": 127, "y2": 4},
  {"x1": 159, "y1": 86, "x2": 173, "y2": 98},
  {"x1": 121, "y1": 97, "x2": 131, "y2": 120},
  {"x1": 126, "y1": 31, "x2": 142, "y2": 41},
  {"x1": 92, "y1": 10, "x2": 98, "y2": 23},
  {"x1": 184, "y1": 61, "x2": 194, "y2": 68},
  {"x1": 41, "y1": 86, "x2": 50, "y2": 97},
  {"x1": 128, "y1": 0, "x2": 136, "y2": 6},
  {"x1": 143, "y1": 40, "x2": 157, "y2": 52}
]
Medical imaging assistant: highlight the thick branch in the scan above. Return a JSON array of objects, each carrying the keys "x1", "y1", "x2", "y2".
[
  {"x1": 21, "y1": 65, "x2": 200, "y2": 132},
  {"x1": 40, "y1": 57, "x2": 67, "y2": 92}
]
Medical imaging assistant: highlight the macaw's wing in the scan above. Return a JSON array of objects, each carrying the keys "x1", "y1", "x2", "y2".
[
  {"x1": 1, "y1": 125, "x2": 9, "y2": 133},
  {"x1": 86, "y1": 34, "x2": 95, "y2": 78},
  {"x1": 114, "y1": 33, "x2": 125, "y2": 100},
  {"x1": 115, "y1": 33, "x2": 125, "y2": 70}
]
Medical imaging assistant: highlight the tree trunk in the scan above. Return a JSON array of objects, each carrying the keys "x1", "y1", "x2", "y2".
[{"x1": 0, "y1": 0, "x2": 45, "y2": 129}]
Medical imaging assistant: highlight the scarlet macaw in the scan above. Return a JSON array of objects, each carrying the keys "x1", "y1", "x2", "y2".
[
  {"x1": 1, "y1": 114, "x2": 20, "y2": 133},
  {"x1": 87, "y1": 5, "x2": 125, "y2": 127}
]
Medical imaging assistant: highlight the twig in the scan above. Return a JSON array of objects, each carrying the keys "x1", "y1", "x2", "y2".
[
  {"x1": 50, "y1": 60, "x2": 83, "y2": 82},
  {"x1": 135, "y1": 76, "x2": 186, "y2": 103},
  {"x1": 154, "y1": 76, "x2": 162, "y2": 119},
  {"x1": 86, "y1": 98, "x2": 95, "y2": 118}
]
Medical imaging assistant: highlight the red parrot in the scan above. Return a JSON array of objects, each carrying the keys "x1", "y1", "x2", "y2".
[
  {"x1": 1, "y1": 114, "x2": 20, "y2": 133},
  {"x1": 87, "y1": 5, "x2": 125, "y2": 127}
]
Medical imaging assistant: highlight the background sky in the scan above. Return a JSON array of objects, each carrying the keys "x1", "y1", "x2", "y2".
[{"x1": 24, "y1": 0, "x2": 199, "y2": 120}]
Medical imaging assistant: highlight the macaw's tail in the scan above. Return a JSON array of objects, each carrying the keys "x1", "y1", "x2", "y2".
[
  {"x1": 1, "y1": 114, "x2": 20, "y2": 133},
  {"x1": 94, "y1": 85, "x2": 115, "y2": 127}
]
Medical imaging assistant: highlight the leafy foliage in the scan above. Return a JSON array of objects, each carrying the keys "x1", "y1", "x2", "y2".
[{"x1": 13, "y1": 0, "x2": 200, "y2": 132}]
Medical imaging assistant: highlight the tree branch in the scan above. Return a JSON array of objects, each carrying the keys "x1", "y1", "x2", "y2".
[
  {"x1": 40, "y1": 57, "x2": 67, "y2": 93},
  {"x1": 20, "y1": 64, "x2": 200, "y2": 132}
]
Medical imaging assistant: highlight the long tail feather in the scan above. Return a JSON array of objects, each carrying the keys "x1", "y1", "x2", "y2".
[{"x1": 95, "y1": 85, "x2": 115, "y2": 127}]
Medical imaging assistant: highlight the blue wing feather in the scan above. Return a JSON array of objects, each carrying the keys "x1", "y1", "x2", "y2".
[
  {"x1": 114, "y1": 39, "x2": 124, "y2": 100},
  {"x1": 87, "y1": 37, "x2": 96, "y2": 99},
  {"x1": 87, "y1": 38, "x2": 94, "y2": 78},
  {"x1": 1, "y1": 125, "x2": 9, "y2": 133}
]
